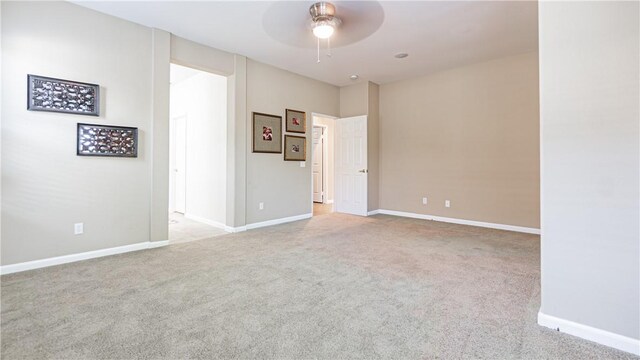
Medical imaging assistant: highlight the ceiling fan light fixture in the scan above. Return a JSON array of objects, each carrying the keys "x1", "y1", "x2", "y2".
[
  {"x1": 310, "y1": 2, "x2": 341, "y2": 39},
  {"x1": 309, "y1": 2, "x2": 341, "y2": 62},
  {"x1": 313, "y1": 21, "x2": 335, "y2": 39}
]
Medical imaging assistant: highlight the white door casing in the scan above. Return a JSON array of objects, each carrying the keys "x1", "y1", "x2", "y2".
[
  {"x1": 174, "y1": 115, "x2": 187, "y2": 214},
  {"x1": 312, "y1": 126, "x2": 324, "y2": 203},
  {"x1": 335, "y1": 115, "x2": 367, "y2": 216}
]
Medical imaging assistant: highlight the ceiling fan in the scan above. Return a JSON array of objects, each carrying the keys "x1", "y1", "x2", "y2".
[
  {"x1": 309, "y1": 2, "x2": 342, "y2": 62},
  {"x1": 262, "y1": 1, "x2": 384, "y2": 62}
]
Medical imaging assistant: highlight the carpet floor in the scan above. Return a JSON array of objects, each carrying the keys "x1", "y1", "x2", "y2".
[{"x1": 1, "y1": 213, "x2": 636, "y2": 359}]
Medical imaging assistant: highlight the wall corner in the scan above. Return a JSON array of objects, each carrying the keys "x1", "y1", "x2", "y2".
[{"x1": 149, "y1": 28, "x2": 171, "y2": 242}]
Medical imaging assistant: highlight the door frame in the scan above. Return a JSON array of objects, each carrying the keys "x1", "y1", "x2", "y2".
[
  {"x1": 312, "y1": 124, "x2": 327, "y2": 204},
  {"x1": 170, "y1": 114, "x2": 188, "y2": 214},
  {"x1": 310, "y1": 113, "x2": 337, "y2": 215}
]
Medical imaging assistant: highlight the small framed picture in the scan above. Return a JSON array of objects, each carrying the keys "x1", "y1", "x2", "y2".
[
  {"x1": 284, "y1": 135, "x2": 306, "y2": 161},
  {"x1": 285, "y1": 109, "x2": 306, "y2": 133},
  {"x1": 27, "y1": 74, "x2": 100, "y2": 116},
  {"x1": 253, "y1": 112, "x2": 282, "y2": 153}
]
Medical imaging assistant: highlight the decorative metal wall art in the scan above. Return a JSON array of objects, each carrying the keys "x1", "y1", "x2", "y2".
[
  {"x1": 77, "y1": 123, "x2": 138, "y2": 157},
  {"x1": 28, "y1": 75, "x2": 99, "y2": 116}
]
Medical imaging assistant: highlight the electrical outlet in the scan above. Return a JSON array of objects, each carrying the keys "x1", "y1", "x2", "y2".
[
  {"x1": 259, "y1": 202, "x2": 264, "y2": 210},
  {"x1": 445, "y1": 200, "x2": 451, "y2": 208},
  {"x1": 422, "y1": 197, "x2": 428, "y2": 205},
  {"x1": 74, "y1": 223, "x2": 84, "y2": 235}
]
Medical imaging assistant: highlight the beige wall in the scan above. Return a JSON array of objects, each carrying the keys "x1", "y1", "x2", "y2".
[
  {"x1": 379, "y1": 52, "x2": 540, "y2": 228},
  {"x1": 367, "y1": 82, "x2": 380, "y2": 211},
  {"x1": 1, "y1": 1, "x2": 153, "y2": 264},
  {"x1": 0, "y1": 1, "x2": 3, "y2": 251},
  {"x1": 226, "y1": 55, "x2": 247, "y2": 228},
  {"x1": 246, "y1": 60, "x2": 339, "y2": 223},
  {"x1": 149, "y1": 28, "x2": 171, "y2": 242},
  {"x1": 339, "y1": 82, "x2": 368, "y2": 118},
  {"x1": 170, "y1": 35, "x2": 234, "y2": 77},
  {"x1": 539, "y1": 1, "x2": 639, "y2": 341}
]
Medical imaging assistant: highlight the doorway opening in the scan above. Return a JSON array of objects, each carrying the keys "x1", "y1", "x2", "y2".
[
  {"x1": 169, "y1": 63, "x2": 228, "y2": 243},
  {"x1": 311, "y1": 114, "x2": 336, "y2": 216}
]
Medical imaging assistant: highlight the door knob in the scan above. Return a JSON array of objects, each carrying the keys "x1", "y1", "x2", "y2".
[{"x1": 358, "y1": 169, "x2": 368, "y2": 173}]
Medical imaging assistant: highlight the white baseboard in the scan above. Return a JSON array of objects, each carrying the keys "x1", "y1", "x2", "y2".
[
  {"x1": 225, "y1": 225, "x2": 247, "y2": 233},
  {"x1": 538, "y1": 311, "x2": 640, "y2": 355},
  {"x1": 246, "y1": 213, "x2": 312, "y2": 230},
  {"x1": 373, "y1": 209, "x2": 540, "y2": 234},
  {"x1": 325, "y1": 199, "x2": 334, "y2": 204},
  {"x1": 0, "y1": 240, "x2": 170, "y2": 275},
  {"x1": 184, "y1": 213, "x2": 227, "y2": 231},
  {"x1": 367, "y1": 209, "x2": 380, "y2": 216},
  {"x1": 224, "y1": 213, "x2": 313, "y2": 233},
  {"x1": 148, "y1": 240, "x2": 170, "y2": 249}
]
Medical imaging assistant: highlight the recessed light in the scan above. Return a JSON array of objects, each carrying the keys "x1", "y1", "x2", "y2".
[
  {"x1": 349, "y1": 74, "x2": 359, "y2": 80},
  {"x1": 394, "y1": 53, "x2": 409, "y2": 59}
]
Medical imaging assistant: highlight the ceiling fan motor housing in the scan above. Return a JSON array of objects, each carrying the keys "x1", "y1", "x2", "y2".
[{"x1": 310, "y1": 2, "x2": 336, "y2": 22}]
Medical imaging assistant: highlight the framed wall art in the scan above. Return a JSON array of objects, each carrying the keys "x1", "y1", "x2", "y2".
[
  {"x1": 253, "y1": 112, "x2": 282, "y2": 153},
  {"x1": 285, "y1": 109, "x2": 306, "y2": 133},
  {"x1": 28, "y1": 74, "x2": 100, "y2": 116},
  {"x1": 77, "y1": 123, "x2": 138, "y2": 157},
  {"x1": 284, "y1": 135, "x2": 306, "y2": 161}
]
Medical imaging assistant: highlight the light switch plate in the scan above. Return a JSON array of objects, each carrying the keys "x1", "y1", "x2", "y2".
[
  {"x1": 300, "y1": 161, "x2": 306, "y2": 167},
  {"x1": 74, "y1": 223, "x2": 84, "y2": 235}
]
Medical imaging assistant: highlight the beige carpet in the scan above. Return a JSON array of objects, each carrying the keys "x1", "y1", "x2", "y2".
[{"x1": 1, "y1": 213, "x2": 636, "y2": 359}]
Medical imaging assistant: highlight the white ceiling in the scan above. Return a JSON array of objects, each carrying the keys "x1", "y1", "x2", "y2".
[{"x1": 75, "y1": 1, "x2": 538, "y2": 87}]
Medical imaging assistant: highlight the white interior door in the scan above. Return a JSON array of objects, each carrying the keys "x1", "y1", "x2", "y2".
[
  {"x1": 335, "y1": 115, "x2": 367, "y2": 216},
  {"x1": 312, "y1": 127, "x2": 324, "y2": 203},
  {"x1": 174, "y1": 116, "x2": 187, "y2": 214}
]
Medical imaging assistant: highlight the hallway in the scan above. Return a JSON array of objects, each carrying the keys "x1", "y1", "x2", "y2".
[{"x1": 169, "y1": 212, "x2": 226, "y2": 244}]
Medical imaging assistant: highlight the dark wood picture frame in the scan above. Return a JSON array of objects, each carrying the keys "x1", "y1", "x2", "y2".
[
  {"x1": 284, "y1": 134, "x2": 307, "y2": 161},
  {"x1": 28, "y1": 74, "x2": 100, "y2": 116},
  {"x1": 252, "y1": 112, "x2": 282, "y2": 153},
  {"x1": 285, "y1": 108, "x2": 306, "y2": 133}
]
